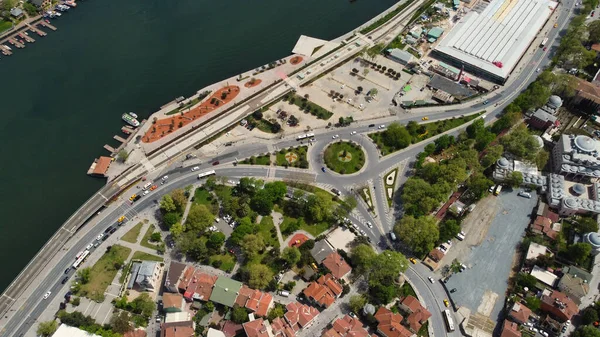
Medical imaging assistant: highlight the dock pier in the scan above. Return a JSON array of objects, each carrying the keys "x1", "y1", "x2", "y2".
[
  {"x1": 28, "y1": 24, "x2": 47, "y2": 37},
  {"x1": 19, "y1": 33, "x2": 35, "y2": 43},
  {"x1": 8, "y1": 38, "x2": 25, "y2": 49},
  {"x1": 121, "y1": 126, "x2": 134, "y2": 135},
  {"x1": 39, "y1": 21, "x2": 57, "y2": 31},
  {"x1": 103, "y1": 145, "x2": 116, "y2": 154},
  {"x1": 1, "y1": 45, "x2": 12, "y2": 56},
  {"x1": 113, "y1": 135, "x2": 127, "y2": 143}
]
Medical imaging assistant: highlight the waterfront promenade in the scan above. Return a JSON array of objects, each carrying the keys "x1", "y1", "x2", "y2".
[{"x1": 0, "y1": 0, "x2": 426, "y2": 335}]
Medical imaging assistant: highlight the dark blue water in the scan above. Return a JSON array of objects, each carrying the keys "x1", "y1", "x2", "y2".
[{"x1": 0, "y1": 0, "x2": 398, "y2": 292}]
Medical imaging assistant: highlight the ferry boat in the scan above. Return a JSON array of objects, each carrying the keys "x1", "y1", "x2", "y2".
[
  {"x1": 129, "y1": 112, "x2": 138, "y2": 119},
  {"x1": 122, "y1": 113, "x2": 140, "y2": 127}
]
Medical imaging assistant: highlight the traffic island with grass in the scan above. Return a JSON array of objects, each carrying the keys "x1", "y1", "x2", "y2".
[
  {"x1": 121, "y1": 222, "x2": 143, "y2": 243},
  {"x1": 276, "y1": 146, "x2": 308, "y2": 168},
  {"x1": 324, "y1": 141, "x2": 365, "y2": 174},
  {"x1": 361, "y1": 188, "x2": 374, "y2": 212},
  {"x1": 240, "y1": 153, "x2": 271, "y2": 166},
  {"x1": 384, "y1": 169, "x2": 398, "y2": 207}
]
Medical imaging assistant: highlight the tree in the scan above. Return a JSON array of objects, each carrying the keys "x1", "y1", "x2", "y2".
[
  {"x1": 160, "y1": 195, "x2": 177, "y2": 213},
  {"x1": 185, "y1": 204, "x2": 214, "y2": 232},
  {"x1": 250, "y1": 190, "x2": 275, "y2": 215},
  {"x1": 351, "y1": 244, "x2": 377, "y2": 275},
  {"x1": 232, "y1": 305, "x2": 249, "y2": 324},
  {"x1": 23, "y1": 3, "x2": 38, "y2": 16},
  {"x1": 207, "y1": 232, "x2": 226, "y2": 249},
  {"x1": 506, "y1": 171, "x2": 523, "y2": 188},
  {"x1": 369, "y1": 283, "x2": 398, "y2": 305},
  {"x1": 394, "y1": 216, "x2": 439, "y2": 256},
  {"x1": 263, "y1": 181, "x2": 287, "y2": 203},
  {"x1": 516, "y1": 273, "x2": 538, "y2": 289},
  {"x1": 268, "y1": 304, "x2": 286, "y2": 321},
  {"x1": 481, "y1": 145, "x2": 504, "y2": 168},
  {"x1": 524, "y1": 296, "x2": 541, "y2": 311},
  {"x1": 78, "y1": 267, "x2": 91, "y2": 284},
  {"x1": 434, "y1": 135, "x2": 455, "y2": 153},
  {"x1": 282, "y1": 247, "x2": 301, "y2": 266},
  {"x1": 439, "y1": 219, "x2": 461, "y2": 243},
  {"x1": 247, "y1": 264, "x2": 273, "y2": 289},
  {"x1": 500, "y1": 125, "x2": 541, "y2": 161},
  {"x1": 110, "y1": 311, "x2": 132, "y2": 334},
  {"x1": 573, "y1": 216, "x2": 599, "y2": 234},
  {"x1": 150, "y1": 232, "x2": 161, "y2": 242},
  {"x1": 382, "y1": 123, "x2": 412, "y2": 150},
  {"x1": 230, "y1": 221, "x2": 256, "y2": 245},
  {"x1": 370, "y1": 250, "x2": 409, "y2": 284},
  {"x1": 240, "y1": 234, "x2": 265, "y2": 257},
  {"x1": 177, "y1": 231, "x2": 208, "y2": 260},
  {"x1": 130, "y1": 293, "x2": 155, "y2": 318},
  {"x1": 467, "y1": 172, "x2": 494, "y2": 200},
  {"x1": 171, "y1": 189, "x2": 188, "y2": 213},
  {"x1": 568, "y1": 242, "x2": 592, "y2": 265},
  {"x1": 305, "y1": 193, "x2": 333, "y2": 223},
  {"x1": 582, "y1": 307, "x2": 599, "y2": 325},
  {"x1": 117, "y1": 150, "x2": 129, "y2": 163},
  {"x1": 349, "y1": 295, "x2": 367, "y2": 313},
  {"x1": 253, "y1": 110, "x2": 263, "y2": 120},
  {"x1": 37, "y1": 320, "x2": 58, "y2": 337},
  {"x1": 572, "y1": 325, "x2": 600, "y2": 337}
]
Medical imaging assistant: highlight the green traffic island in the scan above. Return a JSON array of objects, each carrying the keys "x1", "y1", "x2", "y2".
[
  {"x1": 140, "y1": 224, "x2": 165, "y2": 253},
  {"x1": 324, "y1": 141, "x2": 366, "y2": 174},
  {"x1": 283, "y1": 94, "x2": 333, "y2": 120},
  {"x1": 247, "y1": 111, "x2": 282, "y2": 134},
  {"x1": 276, "y1": 146, "x2": 309, "y2": 168},
  {"x1": 369, "y1": 113, "x2": 484, "y2": 156},
  {"x1": 384, "y1": 168, "x2": 398, "y2": 207},
  {"x1": 239, "y1": 153, "x2": 272, "y2": 166}
]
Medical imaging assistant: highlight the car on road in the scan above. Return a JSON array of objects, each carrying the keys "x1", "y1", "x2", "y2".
[
  {"x1": 456, "y1": 231, "x2": 465, "y2": 241},
  {"x1": 450, "y1": 288, "x2": 457, "y2": 293},
  {"x1": 543, "y1": 47, "x2": 547, "y2": 51},
  {"x1": 359, "y1": 230, "x2": 367, "y2": 236},
  {"x1": 536, "y1": 68, "x2": 540, "y2": 72},
  {"x1": 110, "y1": 227, "x2": 117, "y2": 234},
  {"x1": 422, "y1": 117, "x2": 429, "y2": 121},
  {"x1": 483, "y1": 100, "x2": 489, "y2": 105},
  {"x1": 143, "y1": 190, "x2": 150, "y2": 196},
  {"x1": 150, "y1": 185, "x2": 157, "y2": 191},
  {"x1": 61, "y1": 276, "x2": 69, "y2": 284},
  {"x1": 378, "y1": 124, "x2": 386, "y2": 129},
  {"x1": 43, "y1": 291, "x2": 51, "y2": 300},
  {"x1": 554, "y1": 23, "x2": 558, "y2": 28},
  {"x1": 366, "y1": 221, "x2": 372, "y2": 228},
  {"x1": 96, "y1": 233, "x2": 104, "y2": 241},
  {"x1": 94, "y1": 241, "x2": 100, "y2": 248},
  {"x1": 129, "y1": 194, "x2": 137, "y2": 201},
  {"x1": 428, "y1": 277, "x2": 435, "y2": 283},
  {"x1": 350, "y1": 131, "x2": 357, "y2": 135},
  {"x1": 64, "y1": 268, "x2": 71, "y2": 274},
  {"x1": 321, "y1": 167, "x2": 326, "y2": 172},
  {"x1": 133, "y1": 195, "x2": 142, "y2": 202},
  {"x1": 191, "y1": 166, "x2": 200, "y2": 172},
  {"x1": 332, "y1": 135, "x2": 339, "y2": 139},
  {"x1": 409, "y1": 258, "x2": 417, "y2": 264},
  {"x1": 443, "y1": 299, "x2": 450, "y2": 307},
  {"x1": 86, "y1": 243, "x2": 94, "y2": 250},
  {"x1": 518, "y1": 191, "x2": 532, "y2": 198},
  {"x1": 368, "y1": 124, "x2": 375, "y2": 127},
  {"x1": 212, "y1": 161, "x2": 220, "y2": 166},
  {"x1": 162, "y1": 175, "x2": 168, "y2": 181}
]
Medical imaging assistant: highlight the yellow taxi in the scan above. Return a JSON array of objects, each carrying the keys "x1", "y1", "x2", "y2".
[
  {"x1": 118, "y1": 216, "x2": 126, "y2": 223},
  {"x1": 554, "y1": 23, "x2": 558, "y2": 28},
  {"x1": 444, "y1": 299, "x2": 450, "y2": 307},
  {"x1": 129, "y1": 194, "x2": 137, "y2": 201},
  {"x1": 422, "y1": 117, "x2": 429, "y2": 121},
  {"x1": 409, "y1": 257, "x2": 417, "y2": 264}
]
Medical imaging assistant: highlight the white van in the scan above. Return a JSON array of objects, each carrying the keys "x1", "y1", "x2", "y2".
[
  {"x1": 390, "y1": 232, "x2": 397, "y2": 241},
  {"x1": 142, "y1": 182, "x2": 152, "y2": 190},
  {"x1": 279, "y1": 291, "x2": 290, "y2": 297}
]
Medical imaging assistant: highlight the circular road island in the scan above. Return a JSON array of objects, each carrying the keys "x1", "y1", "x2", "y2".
[{"x1": 324, "y1": 141, "x2": 366, "y2": 174}]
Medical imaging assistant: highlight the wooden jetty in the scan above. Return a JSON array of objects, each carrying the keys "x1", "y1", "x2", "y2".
[
  {"x1": 39, "y1": 21, "x2": 57, "y2": 31},
  {"x1": 103, "y1": 145, "x2": 116, "y2": 153},
  {"x1": 0, "y1": 45, "x2": 12, "y2": 56},
  {"x1": 28, "y1": 24, "x2": 47, "y2": 37},
  {"x1": 113, "y1": 135, "x2": 127, "y2": 143},
  {"x1": 121, "y1": 126, "x2": 134, "y2": 135},
  {"x1": 18, "y1": 32, "x2": 35, "y2": 43},
  {"x1": 8, "y1": 38, "x2": 25, "y2": 49}
]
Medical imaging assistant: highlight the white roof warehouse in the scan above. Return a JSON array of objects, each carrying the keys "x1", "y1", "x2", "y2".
[{"x1": 434, "y1": 0, "x2": 557, "y2": 83}]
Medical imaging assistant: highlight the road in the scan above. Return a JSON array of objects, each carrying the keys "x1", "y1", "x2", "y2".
[{"x1": 0, "y1": 0, "x2": 580, "y2": 336}]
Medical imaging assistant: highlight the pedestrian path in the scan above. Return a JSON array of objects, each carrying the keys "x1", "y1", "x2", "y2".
[{"x1": 271, "y1": 211, "x2": 286, "y2": 252}]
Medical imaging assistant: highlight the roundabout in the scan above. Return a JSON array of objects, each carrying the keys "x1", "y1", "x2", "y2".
[{"x1": 323, "y1": 141, "x2": 366, "y2": 174}]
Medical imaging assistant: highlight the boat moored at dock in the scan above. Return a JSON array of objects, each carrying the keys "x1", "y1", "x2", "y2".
[{"x1": 121, "y1": 113, "x2": 140, "y2": 127}]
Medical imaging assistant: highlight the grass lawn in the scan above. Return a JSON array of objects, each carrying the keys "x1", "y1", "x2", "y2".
[
  {"x1": 121, "y1": 223, "x2": 143, "y2": 243},
  {"x1": 193, "y1": 187, "x2": 212, "y2": 206},
  {"x1": 247, "y1": 115, "x2": 278, "y2": 134},
  {"x1": 324, "y1": 142, "x2": 365, "y2": 174},
  {"x1": 80, "y1": 245, "x2": 131, "y2": 302},
  {"x1": 140, "y1": 224, "x2": 161, "y2": 250},
  {"x1": 384, "y1": 169, "x2": 398, "y2": 207},
  {"x1": 240, "y1": 154, "x2": 271, "y2": 166},
  {"x1": 132, "y1": 251, "x2": 163, "y2": 262},
  {"x1": 284, "y1": 94, "x2": 333, "y2": 120},
  {"x1": 258, "y1": 216, "x2": 280, "y2": 248},
  {"x1": 0, "y1": 20, "x2": 13, "y2": 34},
  {"x1": 275, "y1": 146, "x2": 308, "y2": 168},
  {"x1": 418, "y1": 322, "x2": 429, "y2": 337},
  {"x1": 399, "y1": 282, "x2": 417, "y2": 298},
  {"x1": 300, "y1": 222, "x2": 330, "y2": 237},
  {"x1": 387, "y1": 36, "x2": 407, "y2": 50},
  {"x1": 369, "y1": 113, "x2": 483, "y2": 156},
  {"x1": 209, "y1": 254, "x2": 236, "y2": 272}
]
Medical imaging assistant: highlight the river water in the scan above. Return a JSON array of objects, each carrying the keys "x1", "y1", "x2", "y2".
[{"x1": 0, "y1": 0, "x2": 397, "y2": 292}]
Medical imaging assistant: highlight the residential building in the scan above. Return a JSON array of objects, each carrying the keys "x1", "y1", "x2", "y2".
[
  {"x1": 165, "y1": 261, "x2": 187, "y2": 293},
  {"x1": 243, "y1": 317, "x2": 273, "y2": 337},
  {"x1": 160, "y1": 321, "x2": 195, "y2": 337},
  {"x1": 163, "y1": 293, "x2": 185, "y2": 313},
  {"x1": 235, "y1": 285, "x2": 274, "y2": 317},
  {"x1": 31, "y1": 0, "x2": 51, "y2": 8},
  {"x1": 207, "y1": 328, "x2": 227, "y2": 337},
  {"x1": 387, "y1": 48, "x2": 414, "y2": 65},
  {"x1": 528, "y1": 109, "x2": 558, "y2": 130},
  {"x1": 398, "y1": 296, "x2": 432, "y2": 333},
  {"x1": 284, "y1": 302, "x2": 319, "y2": 331},
  {"x1": 271, "y1": 316, "x2": 296, "y2": 337},
  {"x1": 322, "y1": 252, "x2": 352, "y2": 280},
  {"x1": 311, "y1": 240, "x2": 335, "y2": 263},
  {"x1": 508, "y1": 303, "x2": 532, "y2": 324},
  {"x1": 525, "y1": 242, "x2": 550, "y2": 261},
  {"x1": 558, "y1": 266, "x2": 592, "y2": 305},
  {"x1": 322, "y1": 315, "x2": 371, "y2": 337},
  {"x1": 165, "y1": 312, "x2": 192, "y2": 324},
  {"x1": 540, "y1": 289, "x2": 579, "y2": 322},
  {"x1": 530, "y1": 216, "x2": 560, "y2": 241},
  {"x1": 303, "y1": 274, "x2": 343, "y2": 308},
  {"x1": 221, "y1": 321, "x2": 244, "y2": 337},
  {"x1": 209, "y1": 276, "x2": 243, "y2": 307},
  {"x1": 530, "y1": 265, "x2": 559, "y2": 288},
  {"x1": 181, "y1": 269, "x2": 218, "y2": 302},
  {"x1": 130, "y1": 261, "x2": 162, "y2": 292},
  {"x1": 500, "y1": 320, "x2": 521, "y2": 337},
  {"x1": 374, "y1": 307, "x2": 414, "y2": 337},
  {"x1": 9, "y1": 8, "x2": 22, "y2": 18},
  {"x1": 124, "y1": 329, "x2": 147, "y2": 337},
  {"x1": 551, "y1": 135, "x2": 600, "y2": 179},
  {"x1": 573, "y1": 77, "x2": 600, "y2": 109},
  {"x1": 53, "y1": 325, "x2": 101, "y2": 337}
]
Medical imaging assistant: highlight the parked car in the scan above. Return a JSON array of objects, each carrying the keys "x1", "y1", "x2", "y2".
[
  {"x1": 428, "y1": 277, "x2": 435, "y2": 283},
  {"x1": 518, "y1": 191, "x2": 532, "y2": 199},
  {"x1": 409, "y1": 258, "x2": 417, "y2": 264},
  {"x1": 43, "y1": 291, "x2": 52, "y2": 300}
]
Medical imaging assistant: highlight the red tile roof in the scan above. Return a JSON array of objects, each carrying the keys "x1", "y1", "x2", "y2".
[
  {"x1": 322, "y1": 252, "x2": 352, "y2": 279},
  {"x1": 181, "y1": 269, "x2": 218, "y2": 301},
  {"x1": 303, "y1": 275, "x2": 339, "y2": 309},
  {"x1": 235, "y1": 285, "x2": 254, "y2": 307},
  {"x1": 540, "y1": 290, "x2": 579, "y2": 322},
  {"x1": 428, "y1": 249, "x2": 444, "y2": 262},
  {"x1": 161, "y1": 321, "x2": 195, "y2": 337},
  {"x1": 509, "y1": 303, "x2": 532, "y2": 324},
  {"x1": 531, "y1": 216, "x2": 558, "y2": 240},
  {"x1": 92, "y1": 156, "x2": 113, "y2": 176},
  {"x1": 177, "y1": 267, "x2": 195, "y2": 292},
  {"x1": 221, "y1": 321, "x2": 243, "y2": 337},
  {"x1": 501, "y1": 320, "x2": 521, "y2": 337},
  {"x1": 284, "y1": 302, "x2": 319, "y2": 330},
  {"x1": 399, "y1": 296, "x2": 431, "y2": 332},
  {"x1": 124, "y1": 329, "x2": 147, "y2": 337},
  {"x1": 271, "y1": 317, "x2": 296, "y2": 337},
  {"x1": 245, "y1": 289, "x2": 273, "y2": 317},
  {"x1": 322, "y1": 315, "x2": 370, "y2": 337},
  {"x1": 400, "y1": 296, "x2": 421, "y2": 313},
  {"x1": 162, "y1": 293, "x2": 183, "y2": 310},
  {"x1": 243, "y1": 318, "x2": 270, "y2": 337},
  {"x1": 374, "y1": 307, "x2": 413, "y2": 337}
]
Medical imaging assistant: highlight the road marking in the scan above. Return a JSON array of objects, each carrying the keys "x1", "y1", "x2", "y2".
[{"x1": 98, "y1": 193, "x2": 109, "y2": 201}]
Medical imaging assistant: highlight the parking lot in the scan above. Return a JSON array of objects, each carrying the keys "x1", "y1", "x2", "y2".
[{"x1": 445, "y1": 189, "x2": 537, "y2": 318}]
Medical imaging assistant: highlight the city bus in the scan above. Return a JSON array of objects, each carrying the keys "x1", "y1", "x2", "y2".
[
  {"x1": 198, "y1": 170, "x2": 216, "y2": 179},
  {"x1": 296, "y1": 133, "x2": 315, "y2": 141},
  {"x1": 72, "y1": 250, "x2": 90, "y2": 269},
  {"x1": 443, "y1": 310, "x2": 455, "y2": 332}
]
